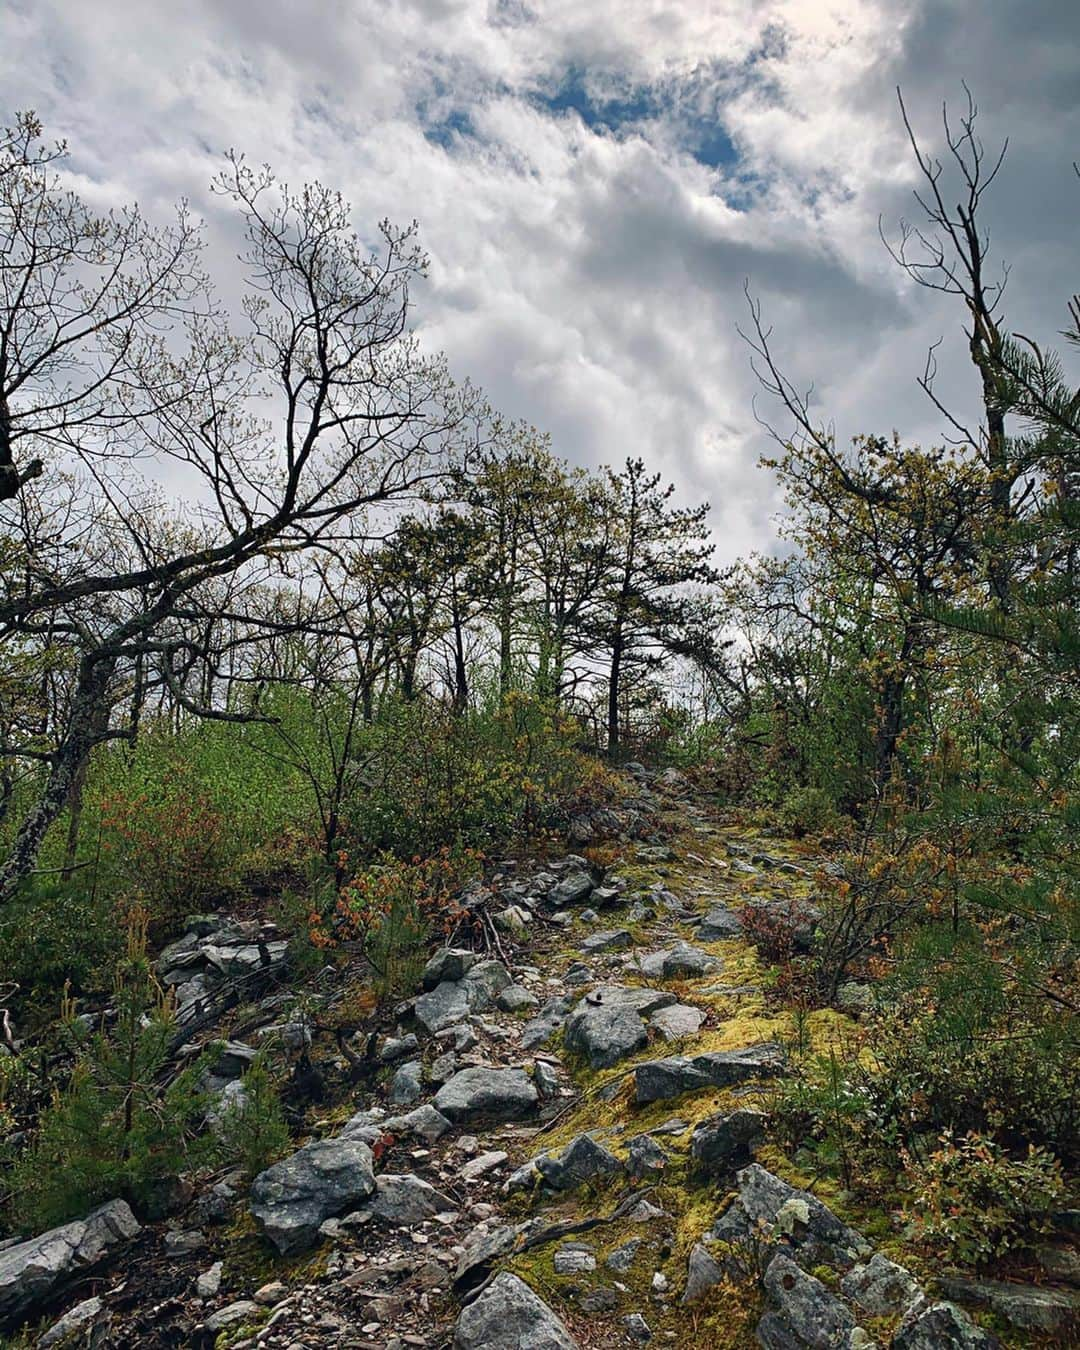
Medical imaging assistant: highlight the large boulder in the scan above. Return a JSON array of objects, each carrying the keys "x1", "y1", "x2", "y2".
[
  {"x1": 454, "y1": 1272, "x2": 578, "y2": 1349},
  {"x1": 634, "y1": 1046, "x2": 785, "y2": 1104},
  {"x1": 250, "y1": 1137, "x2": 376, "y2": 1254},
  {"x1": 712, "y1": 1164, "x2": 870, "y2": 1272},
  {"x1": 0, "y1": 1200, "x2": 140, "y2": 1324},
  {"x1": 434, "y1": 1066, "x2": 539, "y2": 1124},
  {"x1": 758, "y1": 1252, "x2": 857, "y2": 1348},
  {"x1": 564, "y1": 986, "x2": 677, "y2": 1070}
]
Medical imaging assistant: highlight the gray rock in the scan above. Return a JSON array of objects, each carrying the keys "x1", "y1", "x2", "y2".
[
  {"x1": 205, "y1": 1299, "x2": 258, "y2": 1332},
  {"x1": 38, "y1": 1295, "x2": 104, "y2": 1347},
  {"x1": 627, "y1": 1134, "x2": 667, "y2": 1179},
  {"x1": 893, "y1": 1296, "x2": 1000, "y2": 1349},
  {"x1": 0, "y1": 1199, "x2": 140, "y2": 1322},
  {"x1": 759, "y1": 1252, "x2": 855, "y2": 1347},
  {"x1": 379, "y1": 1033, "x2": 420, "y2": 1064},
  {"x1": 580, "y1": 928, "x2": 634, "y2": 955},
  {"x1": 388, "y1": 1059, "x2": 424, "y2": 1107},
  {"x1": 696, "y1": 906, "x2": 743, "y2": 940},
  {"x1": 434, "y1": 1066, "x2": 539, "y2": 1124},
  {"x1": 496, "y1": 984, "x2": 540, "y2": 1013},
  {"x1": 622, "y1": 1312, "x2": 652, "y2": 1342},
  {"x1": 634, "y1": 1046, "x2": 785, "y2": 1103},
  {"x1": 414, "y1": 980, "x2": 474, "y2": 1035},
  {"x1": 366, "y1": 1174, "x2": 455, "y2": 1224},
  {"x1": 564, "y1": 985, "x2": 677, "y2": 1070},
  {"x1": 607, "y1": 1239, "x2": 641, "y2": 1273},
  {"x1": 249, "y1": 1137, "x2": 376, "y2": 1254},
  {"x1": 690, "y1": 1108, "x2": 767, "y2": 1173},
  {"x1": 547, "y1": 870, "x2": 595, "y2": 908},
  {"x1": 841, "y1": 1253, "x2": 921, "y2": 1317},
  {"x1": 454, "y1": 1271, "x2": 579, "y2": 1349},
  {"x1": 637, "y1": 942, "x2": 720, "y2": 979},
  {"x1": 936, "y1": 1276, "x2": 1079, "y2": 1335},
  {"x1": 534, "y1": 1133, "x2": 625, "y2": 1191},
  {"x1": 712, "y1": 1164, "x2": 870, "y2": 1271},
  {"x1": 648, "y1": 1003, "x2": 705, "y2": 1041},
  {"x1": 373, "y1": 1103, "x2": 453, "y2": 1142},
  {"x1": 682, "y1": 1243, "x2": 724, "y2": 1305},
  {"x1": 422, "y1": 948, "x2": 479, "y2": 989}
]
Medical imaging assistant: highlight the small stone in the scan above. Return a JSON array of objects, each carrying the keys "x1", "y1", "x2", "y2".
[
  {"x1": 623, "y1": 1312, "x2": 652, "y2": 1342},
  {"x1": 554, "y1": 1246, "x2": 596, "y2": 1273},
  {"x1": 580, "y1": 929, "x2": 634, "y2": 955},
  {"x1": 205, "y1": 1300, "x2": 259, "y2": 1332},
  {"x1": 429, "y1": 1051, "x2": 457, "y2": 1085},
  {"x1": 164, "y1": 1228, "x2": 206, "y2": 1253},
  {"x1": 196, "y1": 1261, "x2": 224, "y2": 1298},
  {"x1": 651, "y1": 1271, "x2": 669, "y2": 1294},
  {"x1": 388, "y1": 1060, "x2": 424, "y2": 1107},
  {"x1": 253, "y1": 1280, "x2": 287, "y2": 1305},
  {"x1": 682, "y1": 1243, "x2": 724, "y2": 1306}
]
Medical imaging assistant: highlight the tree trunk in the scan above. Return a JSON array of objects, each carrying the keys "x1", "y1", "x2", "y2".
[
  {"x1": 0, "y1": 651, "x2": 115, "y2": 903},
  {"x1": 607, "y1": 623, "x2": 624, "y2": 760}
]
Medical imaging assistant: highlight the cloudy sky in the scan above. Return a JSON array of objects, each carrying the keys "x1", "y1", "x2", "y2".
[{"x1": 2, "y1": 0, "x2": 1077, "y2": 559}]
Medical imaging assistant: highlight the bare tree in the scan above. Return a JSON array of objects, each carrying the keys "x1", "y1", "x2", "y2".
[{"x1": 0, "y1": 119, "x2": 481, "y2": 902}]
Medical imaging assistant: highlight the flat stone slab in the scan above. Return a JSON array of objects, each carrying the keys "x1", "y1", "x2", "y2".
[
  {"x1": 0, "y1": 1200, "x2": 140, "y2": 1323},
  {"x1": 634, "y1": 1045, "x2": 785, "y2": 1103},
  {"x1": 565, "y1": 985, "x2": 677, "y2": 1069},
  {"x1": 648, "y1": 1003, "x2": 705, "y2": 1041},
  {"x1": 434, "y1": 1066, "x2": 539, "y2": 1124},
  {"x1": 637, "y1": 941, "x2": 720, "y2": 979}
]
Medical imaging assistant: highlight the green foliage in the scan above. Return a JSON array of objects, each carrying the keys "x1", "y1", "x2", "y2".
[
  {"x1": 210, "y1": 1056, "x2": 291, "y2": 1181},
  {"x1": 903, "y1": 1131, "x2": 1067, "y2": 1266},
  {"x1": 776, "y1": 785, "x2": 847, "y2": 840},
  {"x1": 341, "y1": 691, "x2": 586, "y2": 858},
  {"x1": 6, "y1": 917, "x2": 214, "y2": 1230},
  {"x1": 0, "y1": 879, "x2": 121, "y2": 1014}
]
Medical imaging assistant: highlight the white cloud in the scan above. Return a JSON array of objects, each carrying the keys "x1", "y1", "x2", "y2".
[{"x1": 2, "y1": 0, "x2": 1077, "y2": 559}]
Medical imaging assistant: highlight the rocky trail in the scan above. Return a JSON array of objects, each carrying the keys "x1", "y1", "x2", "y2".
[{"x1": 2, "y1": 767, "x2": 1074, "y2": 1348}]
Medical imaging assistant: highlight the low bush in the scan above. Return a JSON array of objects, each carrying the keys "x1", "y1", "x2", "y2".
[{"x1": 903, "y1": 1131, "x2": 1067, "y2": 1266}]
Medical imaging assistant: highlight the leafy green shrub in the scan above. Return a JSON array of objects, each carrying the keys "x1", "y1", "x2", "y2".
[
  {"x1": 903, "y1": 1131, "x2": 1067, "y2": 1265},
  {"x1": 314, "y1": 847, "x2": 480, "y2": 1002},
  {"x1": 342, "y1": 692, "x2": 586, "y2": 859},
  {"x1": 0, "y1": 879, "x2": 122, "y2": 1015},
  {"x1": 777, "y1": 785, "x2": 847, "y2": 839}
]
